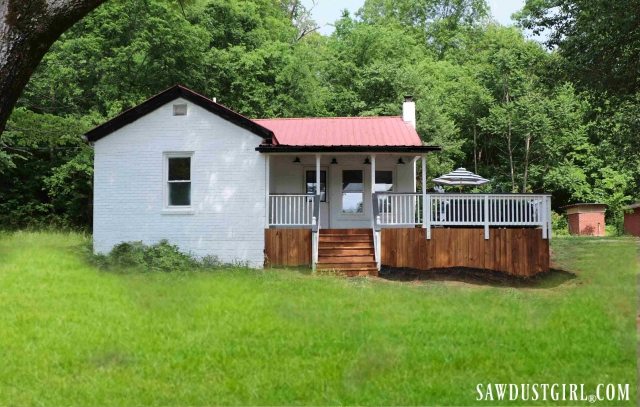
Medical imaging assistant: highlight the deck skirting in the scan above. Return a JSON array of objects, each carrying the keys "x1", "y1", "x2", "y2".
[
  {"x1": 381, "y1": 228, "x2": 549, "y2": 277},
  {"x1": 266, "y1": 227, "x2": 550, "y2": 277},
  {"x1": 265, "y1": 229, "x2": 312, "y2": 267}
]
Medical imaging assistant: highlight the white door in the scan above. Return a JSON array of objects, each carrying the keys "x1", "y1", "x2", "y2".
[
  {"x1": 329, "y1": 166, "x2": 372, "y2": 229},
  {"x1": 304, "y1": 168, "x2": 329, "y2": 228}
]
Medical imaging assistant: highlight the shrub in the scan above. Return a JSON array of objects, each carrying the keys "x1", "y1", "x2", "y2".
[
  {"x1": 91, "y1": 240, "x2": 248, "y2": 272},
  {"x1": 551, "y1": 211, "x2": 570, "y2": 236},
  {"x1": 109, "y1": 241, "x2": 147, "y2": 268}
]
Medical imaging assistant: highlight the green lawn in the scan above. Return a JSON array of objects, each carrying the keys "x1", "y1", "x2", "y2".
[{"x1": 0, "y1": 232, "x2": 637, "y2": 406}]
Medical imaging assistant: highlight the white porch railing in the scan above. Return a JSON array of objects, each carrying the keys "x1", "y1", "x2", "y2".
[
  {"x1": 269, "y1": 194, "x2": 317, "y2": 227},
  {"x1": 268, "y1": 194, "x2": 321, "y2": 271},
  {"x1": 374, "y1": 193, "x2": 552, "y2": 240},
  {"x1": 376, "y1": 193, "x2": 423, "y2": 226}
]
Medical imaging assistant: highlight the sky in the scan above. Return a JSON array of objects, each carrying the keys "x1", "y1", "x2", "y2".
[{"x1": 303, "y1": 0, "x2": 527, "y2": 35}]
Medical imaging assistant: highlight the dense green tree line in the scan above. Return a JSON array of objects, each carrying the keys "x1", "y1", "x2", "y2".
[{"x1": 0, "y1": 0, "x2": 637, "y2": 232}]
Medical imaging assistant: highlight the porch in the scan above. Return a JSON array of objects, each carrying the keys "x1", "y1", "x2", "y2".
[{"x1": 262, "y1": 153, "x2": 552, "y2": 277}]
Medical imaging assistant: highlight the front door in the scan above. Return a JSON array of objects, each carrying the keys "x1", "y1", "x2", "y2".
[
  {"x1": 329, "y1": 166, "x2": 372, "y2": 229},
  {"x1": 305, "y1": 168, "x2": 329, "y2": 228}
]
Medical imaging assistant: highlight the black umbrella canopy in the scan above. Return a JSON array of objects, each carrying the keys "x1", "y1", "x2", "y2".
[{"x1": 433, "y1": 168, "x2": 489, "y2": 186}]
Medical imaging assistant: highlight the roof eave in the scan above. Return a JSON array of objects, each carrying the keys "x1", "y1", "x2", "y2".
[
  {"x1": 560, "y1": 203, "x2": 609, "y2": 209},
  {"x1": 255, "y1": 145, "x2": 441, "y2": 153}
]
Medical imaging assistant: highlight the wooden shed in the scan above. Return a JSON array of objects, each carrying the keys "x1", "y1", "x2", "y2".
[
  {"x1": 563, "y1": 203, "x2": 607, "y2": 236},
  {"x1": 623, "y1": 203, "x2": 640, "y2": 237}
]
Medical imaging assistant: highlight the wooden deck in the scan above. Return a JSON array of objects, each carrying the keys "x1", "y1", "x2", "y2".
[
  {"x1": 380, "y1": 227, "x2": 549, "y2": 277},
  {"x1": 265, "y1": 227, "x2": 550, "y2": 278}
]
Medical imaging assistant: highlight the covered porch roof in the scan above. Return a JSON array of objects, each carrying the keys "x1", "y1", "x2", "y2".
[
  {"x1": 255, "y1": 145, "x2": 440, "y2": 153},
  {"x1": 255, "y1": 116, "x2": 440, "y2": 154}
]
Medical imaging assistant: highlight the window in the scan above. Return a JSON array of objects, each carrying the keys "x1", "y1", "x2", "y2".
[
  {"x1": 376, "y1": 171, "x2": 393, "y2": 213},
  {"x1": 167, "y1": 156, "x2": 191, "y2": 207},
  {"x1": 342, "y1": 170, "x2": 363, "y2": 214},
  {"x1": 375, "y1": 171, "x2": 393, "y2": 192},
  {"x1": 173, "y1": 104, "x2": 188, "y2": 116},
  {"x1": 305, "y1": 170, "x2": 327, "y2": 202}
]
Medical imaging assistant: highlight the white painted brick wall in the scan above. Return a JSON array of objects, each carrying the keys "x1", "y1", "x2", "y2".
[{"x1": 93, "y1": 98, "x2": 267, "y2": 267}]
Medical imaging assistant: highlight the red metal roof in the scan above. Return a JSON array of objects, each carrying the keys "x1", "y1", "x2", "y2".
[{"x1": 254, "y1": 116, "x2": 422, "y2": 146}]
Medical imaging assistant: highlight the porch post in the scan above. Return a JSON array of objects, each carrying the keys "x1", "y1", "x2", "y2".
[
  {"x1": 412, "y1": 157, "x2": 418, "y2": 193},
  {"x1": 370, "y1": 155, "x2": 376, "y2": 194},
  {"x1": 422, "y1": 155, "x2": 431, "y2": 239},
  {"x1": 315, "y1": 154, "x2": 321, "y2": 226},
  {"x1": 265, "y1": 154, "x2": 270, "y2": 228},
  {"x1": 371, "y1": 154, "x2": 376, "y2": 227},
  {"x1": 315, "y1": 154, "x2": 321, "y2": 198}
]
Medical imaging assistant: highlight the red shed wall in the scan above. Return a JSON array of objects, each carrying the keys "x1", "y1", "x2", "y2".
[
  {"x1": 624, "y1": 208, "x2": 640, "y2": 237},
  {"x1": 579, "y1": 212, "x2": 606, "y2": 236},
  {"x1": 567, "y1": 211, "x2": 606, "y2": 236},
  {"x1": 567, "y1": 213, "x2": 580, "y2": 235}
]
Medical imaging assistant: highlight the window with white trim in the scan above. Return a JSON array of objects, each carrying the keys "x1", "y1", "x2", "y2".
[
  {"x1": 166, "y1": 155, "x2": 192, "y2": 207},
  {"x1": 375, "y1": 170, "x2": 393, "y2": 192},
  {"x1": 342, "y1": 170, "x2": 364, "y2": 214},
  {"x1": 305, "y1": 170, "x2": 327, "y2": 202}
]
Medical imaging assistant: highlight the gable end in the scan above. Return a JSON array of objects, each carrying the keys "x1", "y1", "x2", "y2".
[{"x1": 85, "y1": 85, "x2": 274, "y2": 142}]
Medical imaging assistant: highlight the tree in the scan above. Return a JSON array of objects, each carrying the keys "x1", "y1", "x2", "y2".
[
  {"x1": 358, "y1": 0, "x2": 489, "y2": 54},
  {"x1": 517, "y1": 0, "x2": 640, "y2": 220},
  {"x1": 0, "y1": 108, "x2": 93, "y2": 227},
  {"x1": 21, "y1": 0, "x2": 210, "y2": 117},
  {"x1": 280, "y1": 0, "x2": 319, "y2": 41},
  {"x1": 516, "y1": 0, "x2": 640, "y2": 95},
  {"x1": 0, "y1": 0, "x2": 106, "y2": 134}
]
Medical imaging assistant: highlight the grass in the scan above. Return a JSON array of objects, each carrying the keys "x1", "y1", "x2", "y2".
[{"x1": 0, "y1": 231, "x2": 637, "y2": 406}]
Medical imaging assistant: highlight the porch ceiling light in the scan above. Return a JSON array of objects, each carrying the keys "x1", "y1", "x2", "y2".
[
  {"x1": 293, "y1": 157, "x2": 301, "y2": 163},
  {"x1": 331, "y1": 158, "x2": 338, "y2": 165},
  {"x1": 364, "y1": 158, "x2": 371, "y2": 165},
  {"x1": 397, "y1": 158, "x2": 405, "y2": 165},
  {"x1": 433, "y1": 167, "x2": 489, "y2": 186}
]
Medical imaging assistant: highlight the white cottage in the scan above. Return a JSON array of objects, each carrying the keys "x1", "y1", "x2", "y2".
[{"x1": 88, "y1": 85, "x2": 552, "y2": 276}]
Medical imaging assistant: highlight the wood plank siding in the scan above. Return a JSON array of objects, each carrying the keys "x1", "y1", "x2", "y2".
[
  {"x1": 381, "y1": 228, "x2": 549, "y2": 277},
  {"x1": 264, "y1": 229, "x2": 312, "y2": 267}
]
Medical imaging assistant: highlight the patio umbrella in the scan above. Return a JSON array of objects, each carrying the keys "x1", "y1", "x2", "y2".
[{"x1": 433, "y1": 168, "x2": 489, "y2": 186}]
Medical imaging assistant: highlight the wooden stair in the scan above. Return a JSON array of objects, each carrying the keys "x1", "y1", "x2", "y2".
[{"x1": 317, "y1": 229, "x2": 378, "y2": 277}]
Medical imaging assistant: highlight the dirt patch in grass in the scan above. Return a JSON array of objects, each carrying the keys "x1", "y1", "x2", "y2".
[{"x1": 379, "y1": 266, "x2": 576, "y2": 288}]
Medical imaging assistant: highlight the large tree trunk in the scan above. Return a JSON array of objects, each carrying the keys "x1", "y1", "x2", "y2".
[
  {"x1": 0, "y1": 0, "x2": 105, "y2": 134},
  {"x1": 472, "y1": 123, "x2": 478, "y2": 174},
  {"x1": 503, "y1": 86, "x2": 516, "y2": 193},
  {"x1": 522, "y1": 133, "x2": 531, "y2": 193}
]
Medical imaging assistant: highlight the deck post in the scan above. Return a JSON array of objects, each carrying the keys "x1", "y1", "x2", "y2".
[
  {"x1": 265, "y1": 154, "x2": 270, "y2": 229},
  {"x1": 541, "y1": 196, "x2": 548, "y2": 239},
  {"x1": 315, "y1": 154, "x2": 321, "y2": 201},
  {"x1": 313, "y1": 155, "x2": 321, "y2": 272},
  {"x1": 371, "y1": 154, "x2": 376, "y2": 227},
  {"x1": 547, "y1": 196, "x2": 553, "y2": 240},
  {"x1": 483, "y1": 194, "x2": 490, "y2": 240},
  {"x1": 421, "y1": 155, "x2": 430, "y2": 239}
]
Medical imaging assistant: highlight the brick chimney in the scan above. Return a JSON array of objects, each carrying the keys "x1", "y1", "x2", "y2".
[{"x1": 403, "y1": 96, "x2": 416, "y2": 129}]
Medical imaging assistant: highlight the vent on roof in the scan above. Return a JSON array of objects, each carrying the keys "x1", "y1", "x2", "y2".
[{"x1": 173, "y1": 103, "x2": 188, "y2": 116}]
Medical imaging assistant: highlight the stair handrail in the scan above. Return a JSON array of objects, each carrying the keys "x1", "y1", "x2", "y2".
[
  {"x1": 312, "y1": 194, "x2": 321, "y2": 271},
  {"x1": 372, "y1": 193, "x2": 381, "y2": 271}
]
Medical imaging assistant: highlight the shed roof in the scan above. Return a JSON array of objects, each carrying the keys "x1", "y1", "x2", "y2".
[{"x1": 561, "y1": 203, "x2": 608, "y2": 211}]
